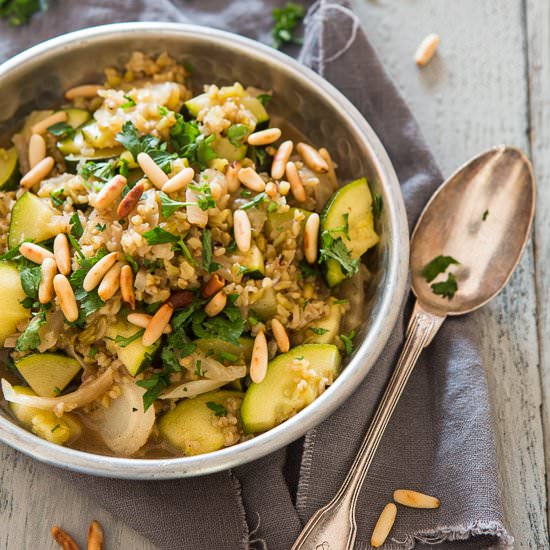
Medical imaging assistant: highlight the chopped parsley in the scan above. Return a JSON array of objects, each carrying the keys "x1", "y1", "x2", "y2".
[
  {"x1": 482, "y1": 209, "x2": 489, "y2": 221},
  {"x1": 120, "y1": 94, "x2": 136, "y2": 109},
  {"x1": 53, "y1": 386, "x2": 62, "y2": 396},
  {"x1": 159, "y1": 191, "x2": 191, "y2": 218},
  {"x1": 0, "y1": 242, "x2": 26, "y2": 261},
  {"x1": 143, "y1": 227, "x2": 179, "y2": 245},
  {"x1": 69, "y1": 249, "x2": 108, "y2": 319},
  {"x1": 50, "y1": 188, "x2": 65, "y2": 207},
  {"x1": 299, "y1": 260, "x2": 318, "y2": 278},
  {"x1": 308, "y1": 327, "x2": 329, "y2": 336},
  {"x1": 421, "y1": 255, "x2": 459, "y2": 283},
  {"x1": 272, "y1": 2, "x2": 305, "y2": 49},
  {"x1": 16, "y1": 308, "x2": 47, "y2": 351},
  {"x1": 227, "y1": 124, "x2": 249, "y2": 147},
  {"x1": 88, "y1": 346, "x2": 98, "y2": 358},
  {"x1": 206, "y1": 401, "x2": 227, "y2": 417},
  {"x1": 202, "y1": 229, "x2": 221, "y2": 273},
  {"x1": 326, "y1": 213, "x2": 350, "y2": 240},
  {"x1": 50, "y1": 424, "x2": 61, "y2": 433},
  {"x1": 194, "y1": 359, "x2": 204, "y2": 377},
  {"x1": 257, "y1": 94, "x2": 272, "y2": 107},
  {"x1": 373, "y1": 193, "x2": 383, "y2": 219},
  {"x1": 218, "y1": 351, "x2": 239, "y2": 363},
  {"x1": 20, "y1": 266, "x2": 41, "y2": 299},
  {"x1": 340, "y1": 329, "x2": 356, "y2": 355},
  {"x1": 109, "y1": 328, "x2": 144, "y2": 348},
  {"x1": 319, "y1": 231, "x2": 359, "y2": 278},
  {"x1": 158, "y1": 106, "x2": 170, "y2": 117},
  {"x1": 79, "y1": 159, "x2": 118, "y2": 183},
  {"x1": 95, "y1": 223, "x2": 106, "y2": 232},
  {"x1": 240, "y1": 192, "x2": 267, "y2": 210},
  {"x1": 69, "y1": 212, "x2": 84, "y2": 238},
  {"x1": 47, "y1": 122, "x2": 75, "y2": 139},
  {"x1": 136, "y1": 373, "x2": 170, "y2": 411},
  {"x1": 169, "y1": 115, "x2": 217, "y2": 170},
  {"x1": 125, "y1": 254, "x2": 139, "y2": 273},
  {"x1": 431, "y1": 272, "x2": 458, "y2": 300},
  {"x1": 189, "y1": 181, "x2": 216, "y2": 211}
]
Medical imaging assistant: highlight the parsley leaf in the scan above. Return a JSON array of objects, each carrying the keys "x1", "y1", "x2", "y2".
[
  {"x1": 227, "y1": 124, "x2": 249, "y2": 147},
  {"x1": 421, "y1": 255, "x2": 459, "y2": 283},
  {"x1": 340, "y1": 329, "x2": 356, "y2": 355},
  {"x1": 299, "y1": 260, "x2": 318, "y2": 278},
  {"x1": 218, "y1": 351, "x2": 239, "y2": 363},
  {"x1": 143, "y1": 227, "x2": 179, "y2": 245},
  {"x1": 69, "y1": 212, "x2": 84, "y2": 238},
  {"x1": 47, "y1": 122, "x2": 75, "y2": 139},
  {"x1": 161, "y1": 331, "x2": 196, "y2": 373},
  {"x1": 308, "y1": 326, "x2": 329, "y2": 336},
  {"x1": 189, "y1": 181, "x2": 216, "y2": 211},
  {"x1": 20, "y1": 266, "x2": 41, "y2": 299},
  {"x1": 202, "y1": 229, "x2": 221, "y2": 273},
  {"x1": 50, "y1": 188, "x2": 65, "y2": 207},
  {"x1": 136, "y1": 373, "x2": 170, "y2": 411},
  {"x1": 69, "y1": 249, "x2": 108, "y2": 319},
  {"x1": 120, "y1": 94, "x2": 136, "y2": 109},
  {"x1": 431, "y1": 272, "x2": 458, "y2": 299},
  {"x1": 206, "y1": 401, "x2": 227, "y2": 417},
  {"x1": 125, "y1": 254, "x2": 139, "y2": 273},
  {"x1": 482, "y1": 209, "x2": 489, "y2": 221},
  {"x1": 319, "y1": 231, "x2": 359, "y2": 278},
  {"x1": 272, "y1": 2, "x2": 305, "y2": 49},
  {"x1": 240, "y1": 192, "x2": 267, "y2": 210},
  {"x1": 158, "y1": 191, "x2": 191, "y2": 218},
  {"x1": 0, "y1": 242, "x2": 27, "y2": 261},
  {"x1": 169, "y1": 115, "x2": 217, "y2": 169},
  {"x1": 0, "y1": 0, "x2": 44, "y2": 26},
  {"x1": 109, "y1": 328, "x2": 144, "y2": 348},
  {"x1": 79, "y1": 159, "x2": 118, "y2": 183},
  {"x1": 248, "y1": 146, "x2": 272, "y2": 172},
  {"x1": 256, "y1": 94, "x2": 272, "y2": 107},
  {"x1": 16, "y1": 308, "x2": 47, "y2": 351}
]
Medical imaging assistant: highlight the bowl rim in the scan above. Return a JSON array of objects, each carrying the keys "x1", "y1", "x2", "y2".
[{"x1": 0, "y1": 22, "x2": 409, "y2": 479}]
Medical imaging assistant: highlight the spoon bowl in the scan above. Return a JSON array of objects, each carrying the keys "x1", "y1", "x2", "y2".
[{"x1": 411, "y1": 146, "x2": 535, "y2": 315}]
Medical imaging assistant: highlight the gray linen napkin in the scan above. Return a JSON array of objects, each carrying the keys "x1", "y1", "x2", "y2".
[{"x1": 0, "y1": 1, "x2": 514, "y2": 548}]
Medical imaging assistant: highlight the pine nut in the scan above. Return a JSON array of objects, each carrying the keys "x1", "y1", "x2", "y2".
[
  {"x1": 83, "y1": 251, "x2": 118, "y2": 291},
  {"x1": 31, "y1": 111, "x2": 67, "y2": 135},
  {"x1": 271, "y1": 318, "x2": 289, "y2": 352},
  {"x1": 250, "y1": 329, "x2": 268, "y2": 383},
  {"x1": 210, "y1": 181, "x2": 223, "y2": 201},
  {"x1": 38, "y1": 258, "x2": 57, "y2": 304},
  {"x1": 304, "y1": 213, "x2": 320, "y2": 264},
  {"x1": 318, "y1": 147, "x2": 338, "y2": 190},
  {"x1": 28, "y1": 134, "x2": 46, "y2": 169},
  {"x1": 20, "y1": 242, "x2": 55, "y2": 264},
  {"x1": 20, "y1": 156, "x2": 55, "y2": 188},
  {"x1": 167, "y1": 290, "x2": 194, "y2": 309},
  {"x1": 51, "y1": 526, "x2": 79, "y2": 550},
  {"x1": 98, "y1": 262, "x2": 122, "y2": 301},
  {"x1": 233, "y1": 209, "x2": 252, "y2": 252},
  {"x1": 117, "y1": 182, "x2": 144, "y2": 218},
  {"x1": 120, "y1": 264, "x2": 136, "y2": 309},
  {"x1": 278, "y1": 180, "x2": 290, "y2": 195},
  {"x1": 296, "y1": 142, "x2": 329, "y2": 173},
  {"x1": 53, "y1": 274, "x2": 79, "y2": 322},
  {"x1": 65, "y1": 84, "x2": 104, "y2": 100},
  {"x1": 186, "y1": 187, "x2": 209, "y2": 227},
  {"x1": 285, "y1": 161, "x2": 307, "y2": 202},
  {"x1": 128, "y1": 312, "x2": 172, "y2": 333},
  {"x1": 271, "y1": 140, "x2": 293, "y2": 179},
  {"x1": 162, "y1": 167, "x2": 195, "y2": 193},
  {"x1": 87, "y1": 520, "x2": 104, "y2": 550},
  {"x1": 247, "y1": 127, "x2": 281, "y2": 146},
  {"x1": 238, "y1": 167, "x2": 265, "y2": 192},
  {"x1": 93, "y1": 174, "x2": 127, "y2": 210},
  {"x1": 225, "y1": 161, "x2": 241, "y2": 192},
  {"x1": 393, "y1": 489, "x2": 440, "y2": 509},
  {"x1": 201, "y1": 273, "x2": 225, "y2": 298},
  {"x1": 414, "y1": 33, "x2": 440, "y2": 67},
  {"x1": 142, "y1": 303, "x2": 173, "y2": 346},
  {"x1": 265, "y1": 181, "x2": 277, "y2": 197},
  {"x1": 53, "y1": 234, "x2": 71, "y2": 275},
  {"x1": 204, "y1": 290, "x2": 227, "y2": 317},
  {"x1": 371, "y1": 503, "x2": 397, "y2": 548},
  {"x1": 137, "y1": 152, "x2": 169, "y2": 189}
]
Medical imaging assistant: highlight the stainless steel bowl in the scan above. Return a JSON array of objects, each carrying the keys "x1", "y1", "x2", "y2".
[{"x1": 0, "y1": 23, "x2": 409, "y2": 479}]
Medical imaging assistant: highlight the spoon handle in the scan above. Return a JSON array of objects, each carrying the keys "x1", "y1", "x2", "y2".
[{"x1": 291, "y1": 302, "x2": 445, "y2": 550}]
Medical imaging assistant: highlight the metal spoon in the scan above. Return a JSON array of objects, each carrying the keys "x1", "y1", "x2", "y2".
[{"x1": 291, "y1": 145, "x2": 535, "y2": 550}]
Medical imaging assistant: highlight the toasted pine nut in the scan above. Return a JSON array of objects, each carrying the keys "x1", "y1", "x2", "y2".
[
  {"x1": 65, "y1": 84, "x2": 104, "y2": 100},
  {"x1": 31, "y1": 111, "x2": 67, "y2": 135},
  {"x1": 265, "y1": 181, "x2": 277, "y2": 197},
  {"x1": 414, "y1": 33, "x2": 440, "y2": 66},
  {"x1": 167, "y1": 290, "x2": 194, "y2": 309},
  {"x1": 201, "y1": 273, "x2": 225, "y2": 298},
  {"x1": 247, "y1": 127, "x2": 281, "y2": 146},
  {"x1": 53, "y1": 274, "x2": 79, "y2": 322},
  {"x1": 162, "y1": 167, "x2": 195, "y2": 193},
  {"x1": 250, "y1": 330, "x2": 268, "y2": 383},
  {"x1": 318, "y1": 147, "x2": 338, "y2": 190},
  {"x1": 38, "y1": 258, "x2": 57, "y2": 304},
  {"x1": 93, "y1": 174, "x2": 127, "y2": 210},
  {"x1": 271, "y1": 140, "x2": 294, "y2": 179},
  {"x1": 117, "y1": 182, "x2": 144, "y2": 218},
  {"x1": 233, "y1": 209, "x2": 251, "y2": 253},
  {"x1": 88, "y1": 519, "x2": 104, "y2": 550},
  {"x1": 210, "y1": 181, "x2": 223, "y2": 201},
  {"x1": 371, "y1": 503, "x2": 397, "y2": 548},
  {"x1": 238, "y1": 167, "x2": 266, "y2": 192},
  {"x1": 285, "y1": 161, "x2": 307, "y2": 202},
  {"x1": 53, "y1": 234, "x2": 71, "y2": 275},
  {"x1": 304, "y1": 213, "x2": 320, "y2": 264},
  {"x1": 137, "y1": 152, "x2": 169, "y2": 189},
  {"x1": 278, "y1": 180, "x2": 290, "y2": 195},
  {"x1": 120, "y1": 264, "x2": 136, "y2": 309},
  {"x1": 28, "y1": 134, "x2": 46, "y2": 169},
  {"x1": 51, "y1": 526, "x2": 79, "y2": 550},
  {"x1": 393, "y1": 489, "x2": 440, "y2": 509},
  {"x1": 296, "y1": 142, "x2": 329, "y2": 173},
  {"x1": 128, "y1": 312, "x2": 172, "y2": 333},
  {"x1": 20, "y1": 242, "x2": 55, "y2": 264},
  {"x1": 98, "y1": 262, "x2": 122, "y2": 301},
  {"x1": 83, "y1": 251, "x2": 118, "y2": 291},
  {"x1": 186, "y1": 187, "x2": 209, "y2": 227},
  {"x1": 271, "y1": 318, "x2": 289, "y2": 352},
  {"x1": 205, "y1": 290, "x2": 227, "y2": 317},
  {"x1": 225, "y1": 161, "x2": 241, "y2": 193},
  {"x1": 143, "y1": 303, "x2": 173, "y2": 346},
  {"x1": 20, "y1": 156, "x2": 55, "y2": 188}
]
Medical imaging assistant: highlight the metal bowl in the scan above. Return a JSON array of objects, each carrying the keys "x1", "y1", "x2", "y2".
[{"x1": 0, "y1": 23, "x2": 409, "y2": 479}]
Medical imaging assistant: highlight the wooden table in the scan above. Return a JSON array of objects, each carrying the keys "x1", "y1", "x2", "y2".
[{"x1": 1, "y1": 1, "x2": 549, "y2": 548}]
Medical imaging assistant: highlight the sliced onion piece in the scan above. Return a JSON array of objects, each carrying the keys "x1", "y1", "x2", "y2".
[{"x1": 1, "y1": 369, "x2": 114, "y2": 414}]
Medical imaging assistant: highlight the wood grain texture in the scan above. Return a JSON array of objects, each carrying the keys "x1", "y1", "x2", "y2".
[{"x1": 1, "y1": 1, "x2": 548, "y2": 549}]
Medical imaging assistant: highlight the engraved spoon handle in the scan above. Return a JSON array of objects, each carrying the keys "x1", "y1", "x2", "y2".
[{"x1": 291, "y1": 302, "x2": 445, "y2": 550}]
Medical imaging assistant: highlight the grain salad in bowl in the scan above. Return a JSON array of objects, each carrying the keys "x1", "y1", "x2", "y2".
[{"x1": 0, "y1": 51, "x2": 379, "y2": 458}]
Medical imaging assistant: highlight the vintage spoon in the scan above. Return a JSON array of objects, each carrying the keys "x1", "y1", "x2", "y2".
[{"x1": 291, "y1": 145, "x2": 535, "y2": 550}]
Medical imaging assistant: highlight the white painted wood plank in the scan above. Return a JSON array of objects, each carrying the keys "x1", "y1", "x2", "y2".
[
  {"x1": 352, "y1": 0, "x2": 548, "y2": 547},
  {"x1": 525, "y1": 0, "x2": 550, "y2": 531}
]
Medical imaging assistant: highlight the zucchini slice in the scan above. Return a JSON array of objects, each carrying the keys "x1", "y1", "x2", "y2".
[
  {"x1": 241, "y1": 344, "x2": 341, "y2": 434},
  {"x1": 63, "y1": 108, "x2": 91, "y2": 129},
  {"x1": 265, "y1": 206, "x2": 312, "y2": 236},
  {"x1": 320, "y1": 178, "x2": 379, "y2": 287},
  {"x1": 0, "y1": 262, "x2": 31, "y2": 344},
  {"x1": 237, "y1": 244, "x2": 265, "y2": 279},
  {"x1": 15, "y1": 353, "x2": 81, "y2": 397},
  {"x1": 240, "y1": 96, "x2": 270, "y2": 125},
  {"x1": 185, "y1": 93, "x2": 212, "y2": 118},
  {"x1": 8, "y1": 192, "x2": 61, "y2": 248},
  {"x1": 213, "y1": 137, "x2": 247, "y2": 162},
  {"x1": 81, "y1": 121, "x2": 115, "y2": 149},
  {"x1": 303, "y1": 299, "x2": 344, "y2": 345},
  {"x1": 250, "y1": 286, "x2": 278, "y2": 321},
  {"x1": 0, "y1": 147, "x2": 19, "y2": 190},
  {"x1": 194, "y1": 337, "x2": 253, "y2": 364},
  {"x1": 159, "y1": 390, "x2": 243, "y2": 456}
]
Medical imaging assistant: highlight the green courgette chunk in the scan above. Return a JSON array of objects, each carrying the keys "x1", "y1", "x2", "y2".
[
  {"x1": 241, "y1": 344, "x2": 341, "y2": 434},
  {"x1": 0, "y1": 262, "x2": 31, "y2": 344},
  {"x1": 0, "y1": 147, "x2": 19, "y2": 190}
]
